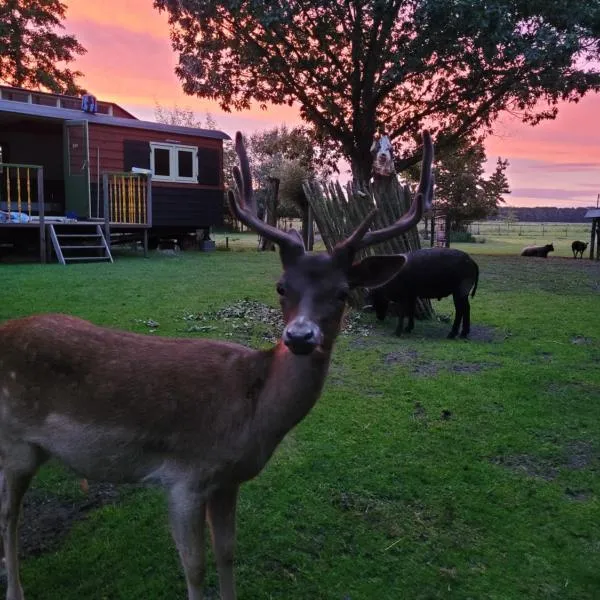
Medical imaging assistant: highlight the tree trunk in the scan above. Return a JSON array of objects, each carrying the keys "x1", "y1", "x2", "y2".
[
  {"x1": 259, "y1": 177, "x2": 279, "y2": 252},
  {"x1": 304, "y1": 176, "x2": 434, "y2": 320},
  {"x1": 301, "y1": 202, "x2": 314, "y2": 251}
]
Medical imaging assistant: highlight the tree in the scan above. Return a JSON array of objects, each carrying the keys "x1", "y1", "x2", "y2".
[
  {"x1": 154, "y1": 0, "x2": 600, "y2": 181},
  {"x1": 432, "y1": 139, "x2": 510, "y2": 231},
  {"x1": 248, "y1": 125, "x2": 334, "y2": 248},
  {"x1": 0, "y1": 0, "x2": 86, "y2": 94}
]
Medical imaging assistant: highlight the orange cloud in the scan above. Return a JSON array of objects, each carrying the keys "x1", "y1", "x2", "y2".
[{"x1": 66, "y1": 0, "x2": 170, "y2": 38}]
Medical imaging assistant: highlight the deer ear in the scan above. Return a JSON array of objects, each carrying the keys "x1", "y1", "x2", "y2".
[{"x1": 347, "y1": 255, "x2": 406, "y2": 289}]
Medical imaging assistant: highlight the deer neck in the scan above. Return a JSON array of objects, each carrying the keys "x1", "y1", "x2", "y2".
[{"x1": 252, "y1": 341, "x2": 333, "y2": 440}]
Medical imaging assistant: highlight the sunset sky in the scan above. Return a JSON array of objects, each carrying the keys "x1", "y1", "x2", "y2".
[{"x1": 64, "y1": 0, "x2": 600, "y2": 208}]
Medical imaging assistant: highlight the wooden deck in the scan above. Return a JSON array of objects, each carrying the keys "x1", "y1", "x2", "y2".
[{"x1": 1, "y1": 166, "x2": 152, "y2": 263}]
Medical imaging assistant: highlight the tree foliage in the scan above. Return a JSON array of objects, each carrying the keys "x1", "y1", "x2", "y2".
[
  {"x1": 249, "y1": 125, "x2": 336, "y2": 218},
  {"x1": 154, "y1": 0, "x2": 600, "y2": 181},
  {"x1": 0, "y1": 0, "x2": 86, "y2": 94},
  {"x1": 432, "y1": 139, "x2": 510, "y2": 231}
]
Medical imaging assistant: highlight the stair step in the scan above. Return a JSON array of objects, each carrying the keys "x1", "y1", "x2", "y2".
[
  {"x1": 61, "y1": 245, "x2": 106, "y2": 250},
  {"x1": 56, "y1": 233, "x2": 101, "y2": 238},
  {"x1": 64, "y1": 256, "x2": 111, "y2": 262},
  {"x1": 47, "y1": 223, "x2": 114, "y2": 265}
]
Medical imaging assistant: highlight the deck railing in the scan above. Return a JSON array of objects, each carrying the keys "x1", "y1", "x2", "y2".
[
  {"x1": 0, "y1": 163, "x2": 46, "y2": 262},
  {"x1": 103, "y1": 172, "x2": 152, "y2": 227},
  {"x1": 0, "y1": 163, "x2": 45, "y2": 220}
]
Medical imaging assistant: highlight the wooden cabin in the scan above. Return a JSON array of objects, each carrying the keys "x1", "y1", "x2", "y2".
[{"x1": 0, "y1": 85, "x2": 229, "y2": 263}]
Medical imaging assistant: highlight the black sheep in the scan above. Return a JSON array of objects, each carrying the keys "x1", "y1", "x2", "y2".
[
  {"x1": 366, "y1": 248, "x2": 479, "y2": 339},
  {"x1": 571, "y1": 240, "x2": 588, "y2": 259}
]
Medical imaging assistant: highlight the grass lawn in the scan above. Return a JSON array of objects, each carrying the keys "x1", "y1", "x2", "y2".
[{"x1": 1, "y1": 247, "x2": 599, "y2": 599}]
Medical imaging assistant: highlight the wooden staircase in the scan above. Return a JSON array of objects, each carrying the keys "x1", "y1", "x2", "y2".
[{"x1": 47, "y1": 223, "x2": 113, "y2": 265}]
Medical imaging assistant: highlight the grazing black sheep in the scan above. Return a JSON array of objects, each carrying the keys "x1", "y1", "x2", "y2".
[
  {"x1": 520, "y1": 243, "x2": 554, "y2": 258},
  {"x1": 571, "y1": 240, "x2": 588, "y2": 259},
  {"x1": 366, "y1": 248, "x2": 479, "y2": 339}
]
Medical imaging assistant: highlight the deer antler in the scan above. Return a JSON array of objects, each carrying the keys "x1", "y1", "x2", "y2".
[
  {"x1": 228, "y1": 132, "x2": 305, "y2": 265},
  {"x1": 336, "y1": 130, "x2": 434, "y2": 254}
]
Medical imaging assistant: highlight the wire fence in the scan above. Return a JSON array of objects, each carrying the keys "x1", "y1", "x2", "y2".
[{"x1": 467, "y1": 221, "x2": 590, "y2": 239}]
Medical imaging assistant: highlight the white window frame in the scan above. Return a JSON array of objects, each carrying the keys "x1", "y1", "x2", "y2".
[{"x1": 150, "y1": 142, "x2": 198, "y2": 183}]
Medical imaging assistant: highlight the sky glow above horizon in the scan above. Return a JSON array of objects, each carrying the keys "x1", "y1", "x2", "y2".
[{"x1": 63, "y1": 0, "x2": 600, "y2": 208}]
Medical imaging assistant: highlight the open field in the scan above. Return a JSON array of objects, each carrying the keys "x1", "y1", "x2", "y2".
[
  {"x1": 213, "y1": 223, "x2": 590, "y2": 260},
  {"x1": 458, "y1": 222, "x2": 593, "y2": 257},
  {"x1": 1, "y1": 249, "x2": 599, "y2": 599}
]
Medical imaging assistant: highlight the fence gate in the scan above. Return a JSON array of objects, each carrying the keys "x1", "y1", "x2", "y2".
[{"x1": 432, "y1": 209, "x2": 448, "y2": 247}]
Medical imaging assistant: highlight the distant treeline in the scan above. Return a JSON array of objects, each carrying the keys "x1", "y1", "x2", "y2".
[{"x1": 491, "y1": 206, "x2": 595, "y2": 223}]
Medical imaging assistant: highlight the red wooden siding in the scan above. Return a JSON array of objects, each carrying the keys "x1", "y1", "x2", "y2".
[{"x1": 87, "y1": 124, "x2": 224, "y2": 189}]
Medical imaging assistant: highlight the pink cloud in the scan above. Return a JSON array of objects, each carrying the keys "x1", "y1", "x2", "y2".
[{"x1": 64, "y1": 1, "x2": 600, "y2": 207}]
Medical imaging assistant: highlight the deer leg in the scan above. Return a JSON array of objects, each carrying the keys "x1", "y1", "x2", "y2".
[
  {"x1": 168, "y1": 485, "x2": 207, "y2": 600},
  {"x1": 0, "y1": 445, "x2": 45, "y2": 600},
  {"x1": 207, "y1": 486, "x2": 238, "y2": 600}
]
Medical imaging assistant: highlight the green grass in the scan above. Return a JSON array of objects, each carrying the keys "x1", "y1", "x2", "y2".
[{"x1": 1, "y1": 249, "x2": 600, "y2": 599}]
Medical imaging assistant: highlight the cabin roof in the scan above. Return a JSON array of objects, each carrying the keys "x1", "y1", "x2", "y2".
[
  {"x1": 0, "y1": 99, "x2": 231, "y2": 141},
  {"x1": 584, "y1": 209, "x2": 600, "y2": 219}
]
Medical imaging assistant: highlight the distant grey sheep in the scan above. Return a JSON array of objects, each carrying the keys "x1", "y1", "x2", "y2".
[{"x1": 520, "y1": 243, "x2": 554, "y2": 258}]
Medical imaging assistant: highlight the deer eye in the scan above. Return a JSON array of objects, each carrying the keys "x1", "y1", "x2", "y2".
[{"x1": 276, "y1": 283, "x2": 286, "y2": 296}]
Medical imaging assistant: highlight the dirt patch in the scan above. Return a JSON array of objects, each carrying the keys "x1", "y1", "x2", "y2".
[
  {"x1": 564, "y1": 488, "x2": 593, "y2": 502},
  {"x1": 467, "y1": 324, "x2": 507, "y2": 343},
  {"x1": 450, "y1": 363, "x2": 484, "y2": 373},
  {"x1": 18, "y1": 482, "x2": 124, "y2": 559},
  {"x1": 534, "y1": 351, "x2": 553, "y2": 363},
  {"x1": 384, "y1": 349, "x2": 419, "y2": 364},
  {"x1": 384, "y1": 349, "x2": 500, "y2": 377},
  {"x1": 489, "y1": 454, "x2": 560, "y2": 481},
  {"x1": 491, "y1": 441, "x2": 598, "y2": 483},
  {"x1": 564, "y1": 441, "x2": 595, "y2": 470},
  {"x1": 571, "y1": 335, "x2": 594, "y2": 345}
]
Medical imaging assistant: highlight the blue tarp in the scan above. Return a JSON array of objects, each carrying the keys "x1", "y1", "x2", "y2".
[{"x1": 0, "y1": 211, "x2": 30, "y2": 223}]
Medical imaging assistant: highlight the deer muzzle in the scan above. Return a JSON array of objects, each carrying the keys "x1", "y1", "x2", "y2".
[{"x1": 283, "y1": 316, "x2": 323, "y2": 355}]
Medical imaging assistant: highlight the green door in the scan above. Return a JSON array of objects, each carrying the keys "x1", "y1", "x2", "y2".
[{"x1": 63, "y1": 120, "x2": 90, "y2": 218}]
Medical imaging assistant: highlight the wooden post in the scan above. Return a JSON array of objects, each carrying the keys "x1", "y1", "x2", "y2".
[
  {"x1": 37, "y1": 167, "x2": 46, "y2": 264},
  {"x1": 590, "y1": 218, "x2": 596, "y2": 260},
  {"x1": 102, "y1": 173, "x2": 111, "y2": 252},
  {"x1": 146, "y1": 174, "x2": 153, "y2": 227},
  {"x1": 305, "y1": 203, "x2": 314, "y2": 251}
]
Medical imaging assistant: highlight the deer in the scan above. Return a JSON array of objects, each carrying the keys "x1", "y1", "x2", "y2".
[{"x1": 0, "y1": 130, "x2": 433, "y2": 600}]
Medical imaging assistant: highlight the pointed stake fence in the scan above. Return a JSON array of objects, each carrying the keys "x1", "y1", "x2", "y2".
[{"x1": 304, "y1": 176, "x2": 434, "y2": 319}]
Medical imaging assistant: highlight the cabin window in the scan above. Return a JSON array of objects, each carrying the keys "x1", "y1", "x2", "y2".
[{"x1": 150, "y1": 143, "x2": 198, "y2": 183}]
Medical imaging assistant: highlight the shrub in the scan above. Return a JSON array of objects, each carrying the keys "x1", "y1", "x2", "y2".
[{"x1": 449, "y1": 230, "x2": 477, "y2": 243}]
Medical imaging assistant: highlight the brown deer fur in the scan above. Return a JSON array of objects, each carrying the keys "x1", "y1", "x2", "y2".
[{"x1": 0, "y1": 130, "x2": 433, "y2": 600}]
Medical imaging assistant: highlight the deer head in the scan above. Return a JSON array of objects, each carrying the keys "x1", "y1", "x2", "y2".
[{"x1": 229, "y1": 130, "x2": 434, "y2": 355}]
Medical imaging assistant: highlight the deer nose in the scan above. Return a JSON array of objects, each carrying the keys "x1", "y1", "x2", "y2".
[{"x1": 283, "y1": 317, "x2": 322, "y2": 355}]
